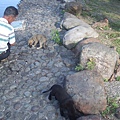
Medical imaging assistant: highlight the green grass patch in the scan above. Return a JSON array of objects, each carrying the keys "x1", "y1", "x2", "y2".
[
  {"x1": 85, "y1": 0, "x2": 120, "y2": 31},
  {"x1": 107, "y1": 33, "x2": 120, "y2": 39},
  {"x1": 116, "y1": 76, "x2": 120, "y2": 81},
  {"x1": 86, "y1": 58, "x2": 96, "y2": 70},
  {"x1": 51, "y1": 30, "x2": 62, "y2": 45},
  {"x1": 101, "y1": 97, "x2": 119, "y2": 118},
  {"x1": 104, "y1": 78, "x2": 109, "y2": 82},
  {"x1": 112, "y1": 38, "x2": 120, "y2": 54},
  {"x1": 75, "y1": 64, "x2": 84, "y2": 71}
]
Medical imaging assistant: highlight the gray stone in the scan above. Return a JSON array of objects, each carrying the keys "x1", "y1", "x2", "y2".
[
  {"x1": 63, "y1": 25, "x2": 99, "y2": 49},
  {"x1": 73, "y1": 37, "x2": 100, "y2": 56},
  {"x1": 80, "y1": 42, "x2": 119, "y2": 80},
  {"x1": 61, "y1": 12, "x2": 90, "y2": 30},
  {"x1": 29, "y1": 114, "x2": 37, "y2": 120},
  {"x1": 5, "y1": 111, "x2": 11, "y2": 119},
  {"x1": 77, "y1": 115, "x2": 105, "y2": 120},
  {"x1": 24, "y1": 91, "x2": 31, "y2": 97},
  {"x1": 13, "y1": 102, "x2": 22, "y2": 110},
  {"x1": 65, "y1": 2, "x2": 82, "y2": 16},
  {"x1": 39, "y1": 77, "x2": 49, "y2": 82},
  {"x1": 31, "y1": 105, "x2": 40, "y2": 112},
  {"x1": 0, "y1": 111, "x2": 4, "y2": 119},
  {"x1": 66, "y1": 70, "x2": 107, "y2": 114},
  {"x1": 63, "y1": 0, "x2": 75, "y2": 2}
]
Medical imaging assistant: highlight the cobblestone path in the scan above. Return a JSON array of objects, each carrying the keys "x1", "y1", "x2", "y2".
[
  {"x1": 0, "y1": 0, "x2": 78, "y2": 120},
  {"x1": 0, "y1": 0, "x2": 120, "y2": 120}
]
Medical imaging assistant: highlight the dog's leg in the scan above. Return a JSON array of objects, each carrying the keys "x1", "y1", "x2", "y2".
[
  {"x1": 60, "y1": 105, "x2": 69, "y2": 120},
  {"x1": 39, "y1": 41, "x2": 42, "y2": 49},
  {"x1": 60, "y1": 107, "x2": 65, "y2": 117},
  {"x1": 48, "y1": 91, "x2": 52, "y2": 100},
  {"x1": 34, "y1": 37, "x2": 38, "y2": 47}
]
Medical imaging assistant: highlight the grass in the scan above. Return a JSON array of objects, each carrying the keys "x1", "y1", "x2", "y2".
[
  {"x1": 86, "y1": 58, "x2": 96, "y2": 70},
  {"x1": 51, "y1": 29, "x2": 62, "y2": 45},
  {"x1": 104, "y1": 78, "x2": 109, "y2": 82},
  {"x1": 101, "y1": 97, "x2": 119, "y2": 118},
  {"x1": 75, "y1": 64, "x2": 84, "y2": 71},
  {"x1": 116, "y1": 76, "x2": 120, "y2": 81},
  {"x1": 112, "y1": 38, "x2": 120, "y2": 54},
  {"x1": 75, "y1": 58, "x2": 96, "y2": 71},
  {"x1": 85, "y1": 0, "x2": 120, "y2": 27},
  {"x1": 83, "y1": 0, "x2": 120, "y2": 54}
]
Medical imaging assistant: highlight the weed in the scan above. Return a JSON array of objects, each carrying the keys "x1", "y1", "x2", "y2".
[
  {"x1": 116, "y1": 76, "x2": 120, "y2": 81},
  {"x1": 104, "y1": 78, "x2": 109, "y2": 82},
  {"x1": 112, "y1": 38, "x2": 120, "y2": 54},
  {"x1": 86, "y1": 58, "x2": 95, "y2": 70},
  {"x1": 101, "y1": 97, "x2": 119, "y2": 118},
  {"x1": 75, "y1": 64, "x2": 84, "y2": 71},
  {"x1": 108, "y1": 33, "x2": 120, "y2": 39},
  {"x1": 75, "y1": 58, "x2": 96, "y2": 71},
  {"x1": 61, "y1": 10, "x2": 65, "y2": 15},
  {"x1": 102, "y1": 26, "x2": 110, "y2": 30},
  {"x1": 51, "y1": 30, "x2": 62, "y2": 45},
  {"x1": 110, "y1": 22, "x2": 120, "y2": 31}
]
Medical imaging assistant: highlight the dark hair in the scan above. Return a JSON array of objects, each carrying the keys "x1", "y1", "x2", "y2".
[{"x1": 4, "y1": 6, "x2": 18, "y2": 17}]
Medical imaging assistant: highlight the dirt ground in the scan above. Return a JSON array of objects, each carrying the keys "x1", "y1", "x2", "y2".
[{"x1": 79, "y1": 0, "x2": 120, "y2": 53}]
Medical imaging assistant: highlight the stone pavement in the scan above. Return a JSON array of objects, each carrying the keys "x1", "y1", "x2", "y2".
[
  {"x1": 0, "y1": 0, "x2": 120, "y2": 120},
  {"x1": 0, "y1": 0, "x2": 78, "y2": 120}
]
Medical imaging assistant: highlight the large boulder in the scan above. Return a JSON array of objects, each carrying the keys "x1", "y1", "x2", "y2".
[
  {"x1": 61, "y1": 12, "x2": 90, "y2": 30},
  {"x1": 66, "y1": 70, "x2": 107, "y2": 114},
  {"x1": 65, "y1": 1, "x2": 82, "y2": 16},
  {"x1": 72, "y1": 37, "x2": 100, "y2": 56},
  {"x1": 61, "y1": 12, "x2": 99, "y2": 49},
  {"x1": 63, "y1": 25, "x2": 99, "y2": 49},
  {"x1": 80, "y1": 42, "x2": 119, "y2": 80}
]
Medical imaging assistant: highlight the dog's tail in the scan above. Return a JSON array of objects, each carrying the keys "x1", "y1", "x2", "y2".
[{"x1": 42, "y1": 87, "x2": 52, "y2": 93}]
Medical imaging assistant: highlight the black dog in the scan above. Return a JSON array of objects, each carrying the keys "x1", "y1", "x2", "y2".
[{"x1": 42, "y1": 84, "x2": 83, "y2": 120}]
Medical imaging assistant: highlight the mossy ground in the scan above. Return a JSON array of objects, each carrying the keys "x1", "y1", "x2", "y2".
[{"x1": 81, "y1": 0, "x2": 120, "y2": 54}]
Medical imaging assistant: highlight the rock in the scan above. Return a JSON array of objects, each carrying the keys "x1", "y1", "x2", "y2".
[
  {"x1": 80, "y1": 42, "x2": 119, "y2": 80},
  {"x1": 77, "y1": 114, "x2": 105, "y2": 120},
  {"x1": 63, "y1": 0, "x2": 75, "y2": 2},
  {"x1": 61, "y1": 12, "x2": 90, "y2": 30},
  {"x1": 65, "y1": 1, "x2": 82, "y2": 16},
  {"x1": 63, "y1": 25, "x2": 99, "y2": 49},
  {"x1": 66, "y1": 70, "x2": 107, "y2": 114},
  {"x1": 115, "y1": 107, "x2": 120, "y2": 119},
  {"x1": 115, "y1": 65, "x2": 120, "y2": 78},
  {"x1": 13, "y1": 102, "x2": 21, "y2": 110},
  {"x1": 73, "y1": 37, "x2": 100, "y2": 56},
  {"x1": 31, "y1": 105, "x2": 40, "y2": 112}
]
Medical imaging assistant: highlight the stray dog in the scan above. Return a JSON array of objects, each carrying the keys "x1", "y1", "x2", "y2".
[
  {"x1": 42, "y1": 84, "x2": 83, "y2": 120},
  {"x1": 91, "y1": 18, "x2": 109, "y2": 30},
  {"x1": 28, "y1": 34, "x2": 47, "y2": 49}
]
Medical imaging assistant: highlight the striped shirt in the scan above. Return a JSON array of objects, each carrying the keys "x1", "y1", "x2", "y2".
[{"x1": 0, "y1": 18, "x2": 15, "y2": 53}]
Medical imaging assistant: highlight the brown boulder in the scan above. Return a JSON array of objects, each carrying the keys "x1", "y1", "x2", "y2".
[
  {"x1": 66, "y1": 70, "x2": 107, "y2": 114},
  {"x1": 65, "y1": 1, "x2": 82, "y2": 16},
  {"x1": 72, "y1": 37, "x2": 100, "y2": 56}
]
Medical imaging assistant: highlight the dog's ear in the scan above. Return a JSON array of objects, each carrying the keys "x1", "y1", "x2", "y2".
[{"x1": 28, "y1": 44, "x2": 32, "y2": 48}]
